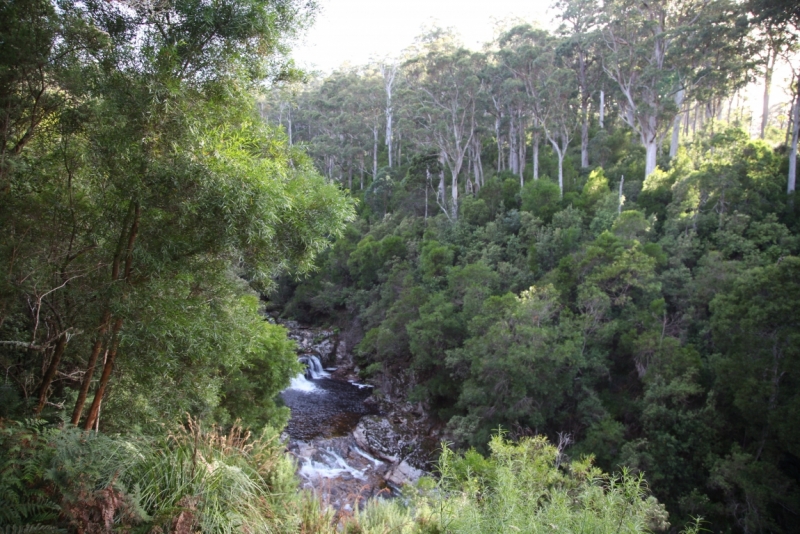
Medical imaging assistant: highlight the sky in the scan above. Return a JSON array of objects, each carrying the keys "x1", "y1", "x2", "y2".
[{"x1": 291, "y1": 0, "x2": 556, "y2": 73}]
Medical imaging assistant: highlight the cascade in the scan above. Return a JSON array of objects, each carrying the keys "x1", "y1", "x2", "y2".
[
  {"x1": 298, "y1": 354, "x2": 329, "y2": 379},
  {"x1": 279, "y1": 321, "x2": 426, "y2": 509}
]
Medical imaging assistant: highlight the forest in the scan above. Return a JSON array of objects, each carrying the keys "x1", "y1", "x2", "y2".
[{"x1": 1, "y1": 0, "x2": 799, "y2": 532}]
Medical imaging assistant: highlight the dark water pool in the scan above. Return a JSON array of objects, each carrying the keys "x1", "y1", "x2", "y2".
[{"x1": 281, "y1": 376, "x2": 378, "y2": 441}]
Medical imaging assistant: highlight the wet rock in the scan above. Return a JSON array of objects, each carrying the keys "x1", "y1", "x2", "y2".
[
  {"x1": 354, "y1": 415, "x2": 410, "y2": 464},
  {"x1": 385, "y1": 460, "x2": 423, "y2": 487},
  {"x1": 287, "y1": 435, "x2": 391, "y2": 510}
]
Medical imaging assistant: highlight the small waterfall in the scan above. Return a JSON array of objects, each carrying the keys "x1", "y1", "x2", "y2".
[
  {"x1": 287, "y1": 374, "x2": 319, "y2": 393},
  {"x1": 285, "y1": 354, "x2": 329, "y2": 393},
  {"x1": 299, "y1": 354, "x2": 329, "y2": 379}
]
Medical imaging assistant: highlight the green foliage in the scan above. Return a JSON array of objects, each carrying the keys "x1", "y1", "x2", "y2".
[
  {"x1": 347, "y1": 434, "x2": 673, "y2": 533},
  {"x1": 3, "y1": 0, "x2": 798, "y2": 530},
  {"x1": 0, "y1": 0, "x2": 353, "y2": 433},
  {"x1": 0, "y1": 419, "x2": 317, "y2": 533},
  {"x1": 521, "y1": 178, "x2": 562, "y2": 223},
  {"x1": 446, "y1": 286, "x2": 583, "y2": 447},
  {"x1": 282, "y1": 119, "x2": 800, "y2": 532},
  {"x1": 580, "y1": 168, "x2": 612, "y2": 216},
  {"x1": 477, "y1": 174, "x2": 522, "y2": 216},
  {"x1": 420, "y1": 241, "x2": 455, "y2": 282}
]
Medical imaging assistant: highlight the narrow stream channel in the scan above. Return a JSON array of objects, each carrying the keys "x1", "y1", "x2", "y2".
[{"x1": 278, "y1": 324, "x2": 425, "y2": 510}]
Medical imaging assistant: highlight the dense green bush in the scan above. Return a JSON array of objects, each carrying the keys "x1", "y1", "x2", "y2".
[{"x1": 345, "y1": 434, "x2": 697, "y2": 534}]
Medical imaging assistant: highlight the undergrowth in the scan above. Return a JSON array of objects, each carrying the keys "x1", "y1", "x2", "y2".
[
  {"x1": 343, "y1": 434, "x2": 703, "y2": 534},
  {"x1": 1, "y1": 420, "x2": 695, "y2": 533},
  {"x1": 0, "y1": 418, "x2": 322, "y2": 533}
]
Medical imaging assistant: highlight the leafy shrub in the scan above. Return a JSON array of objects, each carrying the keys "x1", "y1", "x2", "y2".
[
  {"x1": 521, "y1": 179, "x2": 562, "y2": 223},
  {"x1": 345, "y1": 434, "x2": 692, "y2": 534}
]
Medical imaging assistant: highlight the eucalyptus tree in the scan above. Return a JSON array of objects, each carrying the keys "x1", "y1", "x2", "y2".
[
  {"x1": 302, "y1": 69, "x2": 377, "y2": 186},
  {"x1": 554, "y1": 0, "x2": 603, "y2": 169},
  {"x1": 496, "y1": 25, "x2": 555, "y2": 182},
  {"x1": 497, "y1": 25, "x2": 577, "y2": 195},
  {"x1": 790, "y1": 71, "x2": 800, "y2": 194},
  {"x1": 748, "y1": 0, "x2": 800, "y2": 193},
  {"x1": 405, "y1": 30, "x2": 483, "y2": 219},
  {"x1": 540, "y1": 60, "x2": 580, "y2": 197},
  {"x1": 486, "y1": 53, "x2": 529, "y2": 185},
  {"x1": 381, "y1": 62, "x2": 400, "y2": 168},
  {"x1": 600, "y1": 0, "x2": 732, "y2": 177},
  {"x1": 361, "y1": 67, "x2": 388, "y2": 181},
  {"x1": 258, "y1": 80, "x2": 305, "y2": 145},
  {"x1": 746, "y1": 7, "x2": 799, "y2": 140},
  {"x1": 749, "y1": 0, "x2": 800, "y2": 29},
  {"x1": 482, "y1": 59, "x2": 511, "y2": 173}
]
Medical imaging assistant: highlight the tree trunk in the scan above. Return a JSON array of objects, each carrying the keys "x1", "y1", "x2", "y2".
[
  {"x1": 599, "y1": 90, "x2": 605, "y2": 129},
  {"x1": 761, "y1": 48, "x2": 775, "y2": 139},
  {"x1": 532, "y1": 133, "x2": 540, "y2": 181},
  {"x1": 70, "y1": 198, "x2": 135, "y2": 423},
  {"x1": 549, "y1": 137, "x2": 564, "y2": 197},
  {"x1": 34, "y1": 335, "x2": 67, "y2": 415},
  {"x1": 577, "y1": 46, "x2": 589, "y2": 169},
  {"x1": 508, "y1": 116, "x2": 518, "y2": 175},
  {"x1": 645, "y1": 138, "x2": 658, "y2": 178},
  {"x1": 476, "y1": 142, "x2": 483, "y2": 189},
  {"x1": 788, "y1": 86, "x2": 799, "y2": 194},
  {"x1": 451, "y1": 168, "x2": 459, "y2": 220},
  {"x1": 494, "y1": 100, "x2": 503, "y2": 172},
  {"x1": 386, "y1": 110, "x2": 393, "y2": 169},
  {"x1": 372, "y1": 128, "x2": 378, "y2": 180},
  {"x1": 425, "y1": 168, "x2": 430, "y2": 220},
  {"x1": 70, "y1": 311, "x2": 111, "y2": 424},
  {"x1": 435, "y1": 167, "x2": 451, "y2": 220},
  {"x1": 471, "y1": 137, "x2": 483, "y2": 192},
  {"x1": 518, "y1": 123, "x2": 527, "y2": 184},
  {"x1": 82, "y1": 202, "x2": 139, "y2": 429},
  {"x1": 83, "y1": 327, "x2": 121, "y2": 431},
  {"x1": 382, "y1": 64, "x2": 397, "y2": 168},
  {"x1": 669, "y1": 89, "x2": 685, "y2": 160},
  {"x1": 580, "y1": 120, "x2": 589, "y2": 169}
]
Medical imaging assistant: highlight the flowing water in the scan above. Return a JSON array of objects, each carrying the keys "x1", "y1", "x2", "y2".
[
  {"x1": 279, "y1": 329, "x2": 411, "y2": 509},
  {"x1": 278, "y1": 323, "x2": 431, "y2": 509},
  {"x1": 281, "y1": 356, "x2": 378, "y2": 441}
]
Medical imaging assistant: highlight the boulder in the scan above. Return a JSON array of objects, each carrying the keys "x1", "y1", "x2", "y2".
[
  {"x1": 385, "y1": 460, "x2": 423, "y2": 487},
  {"x1": 353, "y1": 415, "x2": 409, "y2": 463}
]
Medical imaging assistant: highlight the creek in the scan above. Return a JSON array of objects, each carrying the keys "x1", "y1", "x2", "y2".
[{"x1": 279, "y1": 322, "x2": 428, "y2": 510}]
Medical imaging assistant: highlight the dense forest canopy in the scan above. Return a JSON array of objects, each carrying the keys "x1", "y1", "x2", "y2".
[
  {"x1": 2, "y1": 0, "x2": 800, "y2": 532},
  {"x1": 261, "y1": 0, "x2": 800, "y2": 531}
]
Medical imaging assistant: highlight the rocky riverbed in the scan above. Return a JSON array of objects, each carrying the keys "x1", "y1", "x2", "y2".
[{"x1": 279, "y1": 321, "x2": 438, "y2": 509}]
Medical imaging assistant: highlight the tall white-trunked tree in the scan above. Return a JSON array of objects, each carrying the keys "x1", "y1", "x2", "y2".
[
  {"x1": 405, "y1": 30, "x2": 482, "y2": 219},
  {"x1": 601, "y1": 0, "x2": 713, "y2": 178}
]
